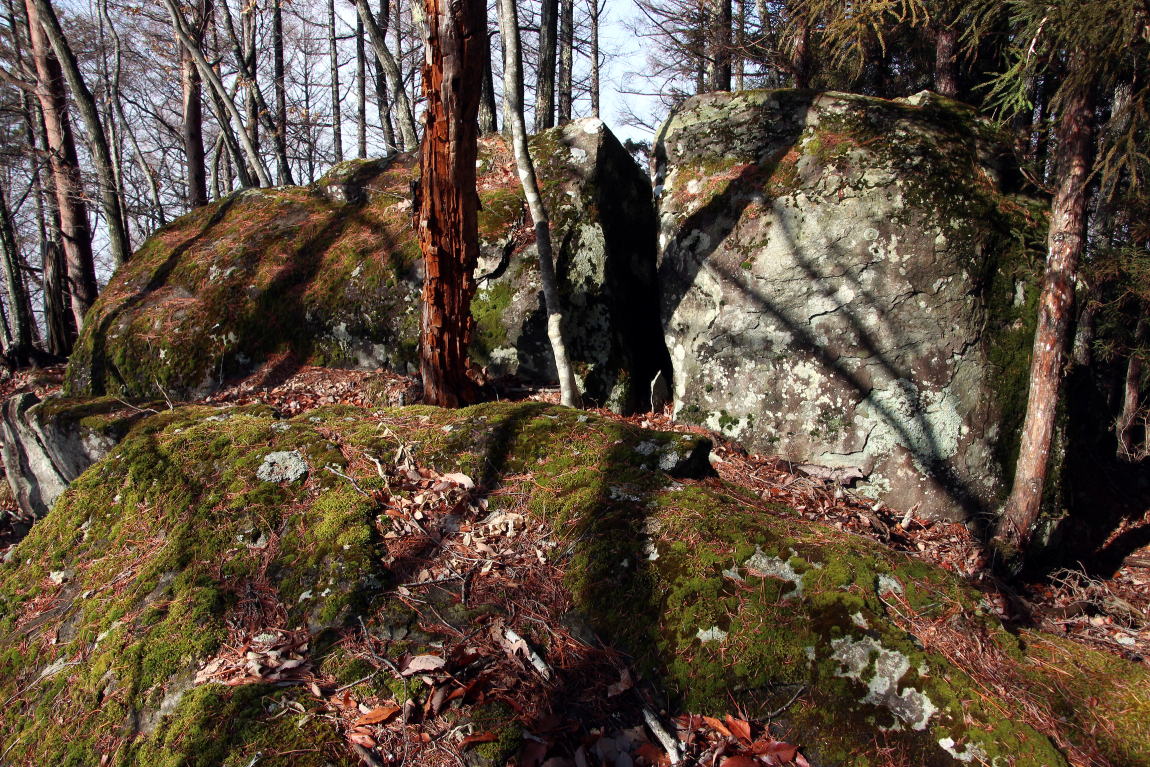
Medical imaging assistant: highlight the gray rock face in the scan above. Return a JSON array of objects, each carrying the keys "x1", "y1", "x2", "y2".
[
  {"x1": 656, "y1": 90, "x2": 1041, "y2": 520},
  {"x1": 0, "y1": 394, "x2": 122, "y2": 519}
]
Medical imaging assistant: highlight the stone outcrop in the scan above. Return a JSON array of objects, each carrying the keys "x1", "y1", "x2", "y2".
[
  {"x1": 656, "y1": 89, "x2": 1043, "y2": 520},
  {"x1": 64, "y1": 119, "x2": 668, "y2": 413},
  {"x1": 0, "y1": 394, "x2": 140, "y2": 519}
]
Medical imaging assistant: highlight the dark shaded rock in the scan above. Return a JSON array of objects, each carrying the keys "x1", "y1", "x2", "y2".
[{"x1": 656, "y1": 89, "x2": 1044, "y2": 520}]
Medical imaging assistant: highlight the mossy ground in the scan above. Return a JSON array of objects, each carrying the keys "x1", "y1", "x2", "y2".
[{"x1": 2, "y1": 400, "x2": 1145, "y2": 766}]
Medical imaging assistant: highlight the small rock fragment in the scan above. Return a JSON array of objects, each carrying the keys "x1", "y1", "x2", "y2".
[{"x1": 257, "y1": 450, "x2": 309, "y2": 483}]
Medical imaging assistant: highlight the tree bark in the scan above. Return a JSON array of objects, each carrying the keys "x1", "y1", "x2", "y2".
[
  {"x1": 24, "y1": 0, "x2": 97, "y2": 335},
  {"x1": 0, "y1": 186, "x2": 34, "y2": 366},
  {"x1": 272, "y1": 0, "x2": 293, "y2": 184},
  {"x1": 30, "y1": 0, "x2": 131, "y2": 267},
  {"x1": 356, "y1": 0, "x2": 419, "y2": 151},
  {"x1": 535, "y1": 0, "x2": 558, "y2": 131},
  {"x1": 357, "y1": 15, "x2": 368, "y2": 158},
  {"x1": 791, "y1": 15, "x2": 811, "y2": 88},
  {"x1": 934, "y1": 24, "x2": 959, "y2": 98},
  {"x1": 497, "y1": 0, "x2": 580, "y2": 408},
  {"x1": 707, "y1": 0, "x2": 732, "y2": 91},
  {"x1": 416, "y1": 0, "x2": 486, "y2": 407},
  {"x1": 556, "y1": 0, "x2": 573, "y2": 122},
  {"x1": 588, "y1": 0, "x2": 600, "y2": 117},
  {"x1": 373, "y1": 0, "x2": 397, "y2": 150},
  {"x1": 994, "y1": 75, "x2": 1097, "y2": 551},
  {"x1": 1117, "y1": 317, "x2": 1148, "y2": 461},
  {"x1": 478, "y1": 29, "x2": 498, "y2": 133},
  {"x1": 329, "y1": 0, "x2": 344, "y2": 163},
  {"x1": 180, "y1": 1, "x2": 209, "y2": 207}
]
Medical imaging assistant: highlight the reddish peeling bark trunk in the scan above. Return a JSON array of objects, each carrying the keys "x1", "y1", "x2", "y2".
[
  {"x1": 416, "y1": 0, "x2": 485, "y2": 407},
  {"x1": 994, "y1": 76, "x2": 1097, "y2": 551},
  {"x1": 25, "y1": 0, "x2": 97, "y2": 335}
]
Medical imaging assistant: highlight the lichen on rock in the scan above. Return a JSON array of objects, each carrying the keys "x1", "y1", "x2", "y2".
[{"x1": 655, "y1": 89, "x2": 1046, "y2": 520}]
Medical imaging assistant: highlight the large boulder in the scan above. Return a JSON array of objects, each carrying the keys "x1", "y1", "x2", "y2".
[
  {"x1": 65, "y1": 119, "x2": 668, "y2": 413},
  {"x1": 656, "y1": 89, "x2": 1044, "y2": 520}
]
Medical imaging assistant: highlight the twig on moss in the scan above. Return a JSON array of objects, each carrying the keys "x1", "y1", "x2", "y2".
[
  {"x1": 324, "y1": 465, "x2": 372, "y2": 498},
  {"x1": 764, "y1": 685, "x2": 807, "y2": 719}
]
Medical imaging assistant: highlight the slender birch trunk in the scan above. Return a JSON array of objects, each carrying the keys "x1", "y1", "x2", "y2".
[
  {"x1": 329, "y1": 0, "x2": 344, "y2": 162},
  {"x1": 496, "y1": 0, "x2": 581, "y2": 408}
]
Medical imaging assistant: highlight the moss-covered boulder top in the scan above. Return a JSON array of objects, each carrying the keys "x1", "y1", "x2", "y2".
[
  {"x1": 1, "y1": 398, "x2": 1145, "y2": 767},
  {"x1": 656, "y1": 89, "x2": 1047, "y2": 520},
  {"x1": 65, "y1": 119, "x2": 667, "y2": 412}
]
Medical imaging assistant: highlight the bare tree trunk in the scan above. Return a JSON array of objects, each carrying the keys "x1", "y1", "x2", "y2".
[
  {"x1": 357, "y1": 15, "x2": 368, "y2": 158},
  {"x1": 163, "y1": 0, "x2": 272, "y2": 186},
  {"x1": 535, "y1": 0, "x2": 557, "y2": 131},
  {"x1": 372, "y1": 0, "x2": 398, "y2": 150},
  {"x1": 0, "y1": 187, "x2": 33, "y2": 366},
  {"x1": 329, "y1": 0, "x2": 344, "y2": 162},
  {"x1": 355, "y1": 0, "x2": 419, "y2": 150},
  {"x1": 24, "y1": 0, "x2": 97, "y2": 334},
  {"x1": 272, "y1": 0, "x2": 293, "y2": 184},
  {"x1": 934, "y1": 24, "x2": 959, "y2": 97},
  {"x1": 30, "y1": 0, "x2": 131, "y2": 267},
  {"x1": 589, "y1": 0, "x2": 600, "y2": 117},
  {"x1": 478, "y1": 28, "x2": 498, "y2": 134},
  {"x1": 734, "y1": 0, "x2": 745, "y2": 90},
  {"x1": 242, "y1": 2, "x2": 259, "y2": 168},
  {"x1": 707, "y1": 0, "x2": 732, "y2": 91},
  {"x1": 416, "y1": 0, "x2": 485, "y2": 407},
  {"x1": 180, "y1": 1, "x2": 209, "y2": 207},
  {"x1": 1117, "y1": 317, "x2": 1148, "y2": 461},
  {"x1": 43, "y1": 240, "x2": 73, "y2": 357},
  {"x1": 497, "y1": 0, "x2": 580, "y2": 408},
  {"x1": 994, "y1": 75, "x2": 1097, "y2": 552},
  {"x1": 556, "y1": 0, "x2": 573, "y2": 123},
  {"x1": 791, "y1": 15, "x2": 811, "y2": 88}
]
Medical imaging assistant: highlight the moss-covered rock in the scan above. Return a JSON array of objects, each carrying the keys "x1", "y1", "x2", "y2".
[
  {"x1": 65, "y1": 121, "x2": 668, "y2": 413},
  {"x1": 656, "y1": 89, "x2": 1046, "y2": 521},
  {"x1": 1, "y1": 401, "x2": 1143, "y2": 766}
]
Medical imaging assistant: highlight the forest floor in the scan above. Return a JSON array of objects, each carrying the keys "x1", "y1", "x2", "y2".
[{"x1": 0, "y1": 360, "x2": 1147, "y2": 767}]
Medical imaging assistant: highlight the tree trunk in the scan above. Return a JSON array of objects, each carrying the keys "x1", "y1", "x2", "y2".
[
  {"x1": 994, "y1": 75, "x2": 1097, "y2": 552},
  {"x1": 478, "y1": 29, "x2": 498, "y2": 134},
  {"x1": 496, "y1": 0, "x2": 580, "y2": 408},
  {"x1": 373, "y1": 0, "x2": 397, "y2": 150},
  {"x1": 30, "y1": 0, "x2": 131, "y2": 267},
  {"x1": 1117, "y1": 317, "x2": 1148, "y2": 461},
  {"x1": 0, "y1": 187, "x2": 34, "y2": 366},
  {"x1": 589, "y1": 0, "x2": 600, "y2": 117},
  {"x1": 24, "y1": 0, "x2": 97, "y2": 334},
  {"x1": 329, "y1": 0, "x2": 344, "y2": 163},
  {"x1": 356, "y1": 0, "x2": 419, "y2": 151},
  {"x1": 707, "y1": 0, "x2": 732, "y2": 91},
  {"x1": 416, "y1": 0, "x2": 485, "y2": 407},
  {"x1": 556, "y1": 0, "x2": 573, "y2": 123},
  {"x1": 791, "y1": 16, "x2": 811, "y2": 88},
  {"x1": 272, "y1": 0, "x2": 293, "y2": 184},
  {"x1": 242, "y1": 2, "x2": 259, "y2": 168},
  {"x1": 180, "y1": 2, "x2": 209, "y2": 207},
  {"x1": 163, "y1": 0, "x2": 272, "y2": 187},
  {"x1": 934, "y1": 24, "x2": 959, "y2": 98},
  {"x1": 357, "y1": 15, "x2": 368, "y2": 158},
  {"x1": 535, "y1": 0, "x2": 557, "y2": 131}
]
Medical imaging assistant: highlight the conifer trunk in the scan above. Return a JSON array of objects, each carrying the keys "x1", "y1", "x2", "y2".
[
  {"x1": 272, "y1": 0, "x2": 293, "y2": 184},
  {"x1": 994, "y1": 76, "x2": 1097, "y2": 551},
  {"x1": 497, "y1": 0, "x2": 580, "y2": 408},
  {"x1": 416, "y1": 0, "x2": 485, "y2": 407},
  {"x1": 535, "y1": 0, "x2": 557, "y2": 130},
  {"x1": 556, "y1": 0, "x2": 573, "y2": 122},
  {"x1": 934, "y1": 24, "x2": 959, "y2": 97}
]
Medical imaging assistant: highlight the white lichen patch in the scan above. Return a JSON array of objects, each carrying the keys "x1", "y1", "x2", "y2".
[
  {"x1": 743, "y1": 547, "x2": 805, "y2": 598},
  {"x1": 696, "y1": 626, "x2": 728, "y2": 643},
  {"x1": 938, "y1": 737, "x2": 988, "y2": 763},
  {"x1": 876, "y1": 574, "x2": 903, "y2": 595},
  {"x1": 830, "y1": 635, "x2": 937, "y2": 731}
]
